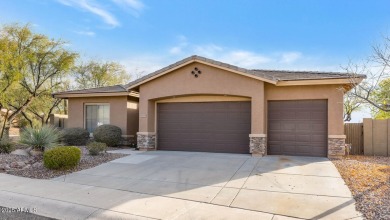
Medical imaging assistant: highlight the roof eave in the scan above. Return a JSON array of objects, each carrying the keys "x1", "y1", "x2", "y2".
[
  {"x1": 276, "y1": 77, "x2": 364, "y2": 86},
  {"x1": 53, "y1": 91, "x2": 139, "y2": 99}
]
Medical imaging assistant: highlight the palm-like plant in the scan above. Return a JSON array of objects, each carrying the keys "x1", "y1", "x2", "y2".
[{"x1": 20, "y1": 125, "x2": 62, "y2": 151}]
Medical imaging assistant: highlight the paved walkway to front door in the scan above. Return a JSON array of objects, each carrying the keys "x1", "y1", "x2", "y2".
[{"x1": 0, "y1": 151, "x2": 362, "y2": 219}]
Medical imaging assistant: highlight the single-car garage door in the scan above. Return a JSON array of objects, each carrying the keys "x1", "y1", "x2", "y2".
[
  {"x1": 267, "y1": 100, "x2": 328, "y2": 157},
  {"x1": 157, "y1": 102, "x2": 251, "y2": 153}
]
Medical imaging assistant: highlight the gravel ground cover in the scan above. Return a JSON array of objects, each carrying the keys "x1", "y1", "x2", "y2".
[
  {"x1": 332, "y1": 155, "x2": 390, "y2": 220},
  {"x1": 0, "y1": 146, "x2": 127, "y2": 179}
]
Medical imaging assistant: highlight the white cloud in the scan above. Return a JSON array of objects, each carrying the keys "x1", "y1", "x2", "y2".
[
  {"x1": 111, "y1": 0, "x2": 144, "y2": 11},
  {"x1": 193, "y1": 44, "x2": 223, "y2": 57},
  {"x1": 118, "y1": 35, "x2": 344, "y2": 77},
  {"x1": 75, "y1": 30, "x2": 96, "y2": 36},
  {"x1": 280, "y1": 52, "x2": 302, "y2": 64},
  {"x1": 165, "y1": 36, "x2": 310, "y2": 69},
  {"x1": 169, "y1": 35, "x2": 189, "y2": 55},
  {"x1": 57, "y1": 0, "x2": 120, "y2": 27},
  {"x1": 220, "y1": 51, "x2": 273, "y2": 68},
  {"x1": 169, "y1": 46, "x2": 183, "y2": 55}
]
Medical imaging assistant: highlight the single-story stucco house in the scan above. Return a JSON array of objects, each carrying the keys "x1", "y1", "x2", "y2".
[{"x1": 53, "y1": 55, "x2": 365, "y2": 158}]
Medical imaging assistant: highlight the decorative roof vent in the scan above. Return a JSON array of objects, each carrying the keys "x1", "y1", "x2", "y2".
[{"x1": 191, "y1": 67, "x2": 202, "y2": 78}]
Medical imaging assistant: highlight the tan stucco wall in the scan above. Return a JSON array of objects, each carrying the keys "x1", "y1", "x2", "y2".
[
  {"x1": 264, "y1": 83, "x2": 344, "y2": 135},
  {"x1": 138, "y1": 62, "x2": 265, "y2": 134},
  {"x1": 363, "y1": 118, "x2": 390, "y2": 156},
  {"x1": 67, "y1": 96, "x2": 134, "y2": 135}
]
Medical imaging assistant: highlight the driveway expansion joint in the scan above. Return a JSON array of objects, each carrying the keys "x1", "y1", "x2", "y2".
[
  {"x1": 255, "y1": 172, "x2": 343, "y2": 179},
  {"x1": 210, "y1": 157, "x2": 251, "y2": 203},
  {"x1": 239, "y1": 187, "x2": 354, "y2": 199},
  {"x1": 228, "y1": 157, "x2": 262, "y2": 207}
]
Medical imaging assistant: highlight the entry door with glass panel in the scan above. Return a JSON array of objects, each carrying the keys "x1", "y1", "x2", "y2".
[{"x1": 85, "y1": 104, "x2": 110, "y2": 133}]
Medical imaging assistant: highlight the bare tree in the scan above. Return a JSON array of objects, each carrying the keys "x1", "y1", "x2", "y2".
[
  {"x1": 344, "y1": 37, "x2": 390, "y2": 113},
  {"x1": 343, "y1": 91, "x2": 362, "y2": 122}
]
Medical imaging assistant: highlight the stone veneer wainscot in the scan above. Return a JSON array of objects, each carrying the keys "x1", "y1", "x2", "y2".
[
  {"x1": 137, "y1": 132, "x2": 156, "y2": 150},
  {"x1": 249, "y1": 134, "x2": 267, "y2": 156},
  {"x1": 328, "y1": 135, "x2": 346, "y2": 158}
]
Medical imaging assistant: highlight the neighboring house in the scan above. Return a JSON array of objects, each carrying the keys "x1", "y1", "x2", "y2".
[{"x1": 53, "y1": 55, "x2": 365, "y2": 158}]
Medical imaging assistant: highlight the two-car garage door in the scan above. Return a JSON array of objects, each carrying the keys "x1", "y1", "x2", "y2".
[{"x1": 157, "y1": 102, "x2": 251, "y2": 154}]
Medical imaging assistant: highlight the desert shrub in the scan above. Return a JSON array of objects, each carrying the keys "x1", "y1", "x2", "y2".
[
  {"x1": 0, "y1": 138, "x2": 14, "y2": 154},
  {"x1": 93, "y1": 125, "x2": 122, "y2": 147},
  {"x1": 61, "y1": 127, "x2": 90, "y2": 146},
  {"x1": 43, "y1": 146, "x2": 81, "y2": 170},
  {"x1": 20, "y1": 125, "x2": 62, "y2": 151},
  {"x1": 87, "y1": 141, "x2": 107, "y2": 156}
]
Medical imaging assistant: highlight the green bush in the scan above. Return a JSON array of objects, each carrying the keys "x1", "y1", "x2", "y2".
[
  {"x1": 20, "y1": 125, "x2": 61, "y2": 151},
  {"x1": 87, "y1": 141, "x2": 107, "y2": 156},
  {"x1": 0, "y1": 138, "x2": 14, "y2": 154},
  {"x1": 61, "y1": 127, "x2": 90, "y2": 146},
  {"x1": 93, "y1": 125, "x2": 122, "y2": 147},
  {"x1": 43, "y1": 146, "x2": 81, "y2": 170}
]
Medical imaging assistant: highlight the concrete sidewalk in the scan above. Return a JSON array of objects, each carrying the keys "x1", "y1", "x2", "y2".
[{"x1": 0, "y1": 152, "x2": 363, "y2": 220}]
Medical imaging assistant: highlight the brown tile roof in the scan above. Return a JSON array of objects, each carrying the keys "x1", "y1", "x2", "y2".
[
  {"x1": 251, "y1": 69, "x2": 362, "y2": 81},
  {"x1": 55, "y1": 55, "x2": 366, "y2": 96},
  {"x1": 124, "y1": 55, "x2": 365, "y2": 89},
  {"x1": 52, "y1": 85, "x2": 126, "y2": 95}
]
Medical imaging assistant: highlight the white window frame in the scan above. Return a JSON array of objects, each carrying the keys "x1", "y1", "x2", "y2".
[{"x1": 84, "y1": 103, "x2": 110, "y2": 133}]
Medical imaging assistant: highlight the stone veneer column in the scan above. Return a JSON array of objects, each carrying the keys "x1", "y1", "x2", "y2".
[
  {"x1": 137, "y1": 132, "x2": 156, "y2": 151},
  {"x1": 328, "y1": 135, "x2": 346, "y2": 158},
  {"x1": 249, "y1": 134, "x2": 267, "y2": 156}
]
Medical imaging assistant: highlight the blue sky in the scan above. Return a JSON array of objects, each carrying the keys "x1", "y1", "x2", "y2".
[{"x1": 1, "y1": 0, "x2": 389, "y2": 121}]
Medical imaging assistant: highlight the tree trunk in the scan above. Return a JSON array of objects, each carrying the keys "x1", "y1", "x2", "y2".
[
  {"x1": 21, "y1": 111, "x2": 34, "y2": 128},
  {"x1": 64, "y1": 99, "x2": 68, "y2": 115},
  {"x1": 2, "y1": 120, "x2": 11, "y2": 140},
  {"x1": 0, "y1": 110, "x2": 10, "y2": 140},
  {"x1": 7, "y1": 97, "x2": 34, "y2": 127}
]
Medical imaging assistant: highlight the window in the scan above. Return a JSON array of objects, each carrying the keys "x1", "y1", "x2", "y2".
[{"x1": 85, "y1": 104, "x2": 110, "y2": 133}]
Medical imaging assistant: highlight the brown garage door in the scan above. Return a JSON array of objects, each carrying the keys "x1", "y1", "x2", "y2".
[
  {"x1": 157, "y1": 102, "x2": 251, "y2": 154},
  {"x1": 267, "y1": 100, "x2": 328, "y2": 157}
]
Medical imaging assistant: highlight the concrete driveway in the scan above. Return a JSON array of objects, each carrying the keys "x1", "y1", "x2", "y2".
[{"x1": 0, "y1": 151, "x2": 362, "y2": 219}]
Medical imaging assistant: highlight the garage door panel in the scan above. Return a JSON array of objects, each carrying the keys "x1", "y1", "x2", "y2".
[
  {"x1": 295, "y1": 112, "x2": 312, "y2": 120},
  {"x1": 268, "y1": 133, "x2": 280, "y2": 140},
  {"x1": 311, "y1": 123, "x2": 327, "y2": 132},
  {"x1": 296, "y1": 135, "x2": 311, "y2": 142},
  {"x1": 310, "y1": 133, "x2": 326, "y2": 141},
  {"x1": 295, "y1": 145, "x2": 312, "y2": 153},
  {"x1": 295, "y1": 123, "x2": 311, "y2": 131},
  {"x1": 268, "y1": 100, "x2": 328, "y2": 157},
  {"x1": 269, "y1": 122, "x2": 282, "y2": 130},
  {"x1": 281, "y1": 145, "x2": 297, "y2": 153},
  {"x1": 278, "y1": 112, "x2": 296, "y2": 120},
  {"x1": 311, "y1": 112, "x2": 327, "y2": 119},
  {"x1": 281, "y1": 123, "x2": 296, "y2": 130},
  {"x1": 279, "y1": 134, "x2": 296, "y2": 141},
  {"x1": 268, "y1": 142, "x2": 282, "y2": 154},
  {"x1": 157, "y1": 102, "x2": 250, "y2": 154}
]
